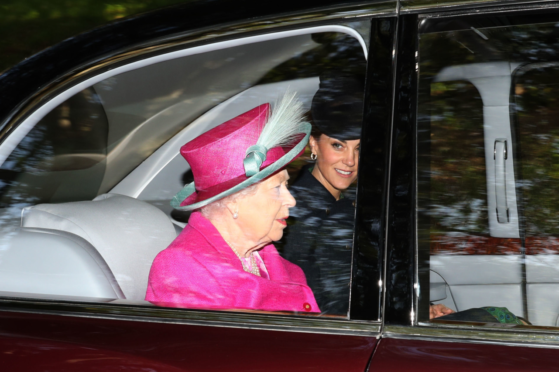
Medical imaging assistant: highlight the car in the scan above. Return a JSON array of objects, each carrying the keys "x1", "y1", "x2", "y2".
[{"x1": 2, "y1": 0, "x2": 559, "y2": 370}]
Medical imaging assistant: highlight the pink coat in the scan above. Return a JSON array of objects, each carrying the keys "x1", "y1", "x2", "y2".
[{"x1": 145, "y1": 212, "x2": 320, "y2": 313}]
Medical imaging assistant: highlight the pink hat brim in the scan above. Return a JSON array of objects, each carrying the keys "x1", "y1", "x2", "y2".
[{"x1": 179, "y1": 141, "x2": 306, "y2": 208}]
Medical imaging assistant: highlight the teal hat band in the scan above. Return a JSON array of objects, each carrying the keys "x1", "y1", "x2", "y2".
[
  {"x1": 170, "y1": 182, "x2": 197, "y2": 210},
  {"x1": 243, "y1": 144, "x2": 268, "y2": 177},
  {"x1": 170, "y1": 122, "x2": 311, "y2": 211}
]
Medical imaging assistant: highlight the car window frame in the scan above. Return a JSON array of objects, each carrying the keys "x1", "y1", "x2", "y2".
[
  {"x1": 0, "y1": 7, "x2": 398, "y2": 337},
  {"x1": 383, "y1": 4, "x2": 559, "y2": 348}
]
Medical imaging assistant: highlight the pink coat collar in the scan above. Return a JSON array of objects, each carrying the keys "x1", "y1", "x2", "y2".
[
  {"x1": 146, "y1": 212, "x2": 320, "y2": 313},
  {"x1": 187, "y1": 212, "x2": 291, "y2": 282}
]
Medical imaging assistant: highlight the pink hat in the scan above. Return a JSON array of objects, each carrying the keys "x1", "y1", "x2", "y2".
[{"x1": 171, "y1": 93, "x2": 311, "y2": 211}]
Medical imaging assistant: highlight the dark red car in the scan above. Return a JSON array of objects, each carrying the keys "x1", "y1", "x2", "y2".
[{"x1": 2, "y1": 0, "x2": 559, "y2": 370}]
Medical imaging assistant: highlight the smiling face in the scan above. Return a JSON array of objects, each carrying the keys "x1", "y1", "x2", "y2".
[
  {"x1": 235, "y1": 170, "x2": 296, "y2": 246},
  {"x1": 309, "y1": 134, "x2": 360, "y2": 199}
]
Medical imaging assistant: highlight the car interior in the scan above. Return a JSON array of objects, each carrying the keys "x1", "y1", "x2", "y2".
[{"x1": 0, "y1": 28, "x2": 364, "y2": 309}]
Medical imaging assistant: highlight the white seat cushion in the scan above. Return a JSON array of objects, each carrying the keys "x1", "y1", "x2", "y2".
[{"x1": 22, "y1": 193, "x2": 177, "y2": 300}]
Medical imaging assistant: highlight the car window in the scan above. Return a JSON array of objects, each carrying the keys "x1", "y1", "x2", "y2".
[
  {"x1": 418, "y1": 17, "x2": 559, "y2": 327},
  {"x1": 0, "y1": 24, "x2": 367, "y2": 319},
  {"x1": 512, "y1": 62, "x2": 559, "y2": 326}
]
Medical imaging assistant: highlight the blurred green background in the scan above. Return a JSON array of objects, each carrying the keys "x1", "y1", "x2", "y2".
[{"x1": 0, "y1": 0, "x2": 188, "y2": 75}]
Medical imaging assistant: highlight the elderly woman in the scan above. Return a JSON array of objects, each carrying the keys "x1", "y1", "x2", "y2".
[{"x1": 145, "y1": 93, "x2": 319, "y2": 313}]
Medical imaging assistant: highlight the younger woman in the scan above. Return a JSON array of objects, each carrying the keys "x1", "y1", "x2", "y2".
[
  {"x1": 279, "y1": 76, "x2": 455, "y2": 318},
  {"x1": 278, "y1": 76, "x2": 361, "y2": 315}
]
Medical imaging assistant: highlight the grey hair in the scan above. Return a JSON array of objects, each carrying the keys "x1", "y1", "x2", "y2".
[{"x1": 200, "y1": 183, "x2": 260, "y2": 219}]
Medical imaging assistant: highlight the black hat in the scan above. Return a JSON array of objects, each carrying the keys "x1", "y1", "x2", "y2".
[{"x1": 311, "y1": 75, "x2": 364, "y2": 141}]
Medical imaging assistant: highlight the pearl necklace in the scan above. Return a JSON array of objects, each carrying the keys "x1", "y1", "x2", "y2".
[{"x1": 224, "y1": 238, "x2": 261, "y2": 277}]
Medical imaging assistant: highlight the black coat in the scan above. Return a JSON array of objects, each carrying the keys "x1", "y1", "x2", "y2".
[{"x1": 276, "y1": 165, "x2": 356, "y2": 315}]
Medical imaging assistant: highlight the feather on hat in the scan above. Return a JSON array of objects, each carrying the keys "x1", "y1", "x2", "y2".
[{"x1": 171, "y1": 92, "x2": 311, "y2": 211}]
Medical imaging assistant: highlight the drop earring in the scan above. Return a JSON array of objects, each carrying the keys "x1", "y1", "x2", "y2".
[{"x1": 310, "y1": 152, "x2": 317, "y2": 160}]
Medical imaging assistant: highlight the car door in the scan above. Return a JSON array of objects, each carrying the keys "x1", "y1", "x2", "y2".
[
  {"x1": 0, "y1": 2, "x2": 397, "y2": 371},
  {"x1": 370, "y1": 4, "x2": 559, "y2": 371}
]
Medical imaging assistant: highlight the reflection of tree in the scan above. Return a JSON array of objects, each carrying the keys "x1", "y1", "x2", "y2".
[
  {"x1": 258, "y1": 33, "x2": 366, "y2": 84},
  {"x1": 0, "y1": 0, "x2": 186, "y2": 74},
  {"x1": 0, "y1": 87, "x2": 108, "y2": 208},
  {"x1": 420, "y1": 81, "x2": 488, "y2": 236},
  {"x1": 420, "y1": 23, "x2": 559, "y2": 80},
  {"x1": 515, "y1": 66, "x2": 559, "y2": 237},
  {"x1": 419, "y1": 22, "x2": 559, "y2": 254}
]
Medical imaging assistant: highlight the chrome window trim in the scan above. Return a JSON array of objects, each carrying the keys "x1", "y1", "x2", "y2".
[
  {"x1": 411, "y1": 1, "x2": 559, "y2": 23},
  {"x1": 0, "y1": 298, "x2": 381, "y2": 337},
  {"x1": 385, "y1": 324, "x2": 559, "y2": 348},
  {"x1": 401, "y1": 0, "x2": 557, "y2": 13}
]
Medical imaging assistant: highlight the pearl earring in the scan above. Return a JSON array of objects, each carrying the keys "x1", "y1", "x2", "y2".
[{"x1": 233, "y1": 211, "x2": 238, "y2": 219}]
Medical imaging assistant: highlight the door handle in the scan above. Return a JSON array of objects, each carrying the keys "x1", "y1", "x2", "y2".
[{"x1": 494, "y1": 138, "x2": 509, "y2": 223}]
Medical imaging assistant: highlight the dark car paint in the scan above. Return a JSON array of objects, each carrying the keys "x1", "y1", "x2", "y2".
[
  {"x1": 352, "y1": 16, "x2": 396, "y2": 322},
  {"x1": 0, "y1": 311, "x2": 378, "y2": 371},
  {"x1": 383, "y1": 13, "x2": 420, "y2": 326},
  {"x1": 372, "y1": 338, "x2": 559, "y2": 371}
]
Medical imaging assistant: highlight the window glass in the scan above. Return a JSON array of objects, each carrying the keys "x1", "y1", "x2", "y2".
[
  {"x1": 0, "y1": 88, "x2": 109, "y2": 207},
  {"x1": 0, "y1": 26, "x2": 366, "y2": 318},
  {"x1": 513, "y1": 64, "x2": 559, "y2": 240},
  {"x1": 513, "y1": 63, "x2": 559, "y2": 326},
  {"x1": 418, "y1": 18, "x2": 559, "y2": 327}
]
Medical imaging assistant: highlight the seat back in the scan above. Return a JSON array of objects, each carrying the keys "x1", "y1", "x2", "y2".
[
  {"x1": 431, "y1": 255, "x2": 524, "y2": 317},
  {"x1": 0, "y1": 227, "x2": 123, "y2": 300},
  {"x1": 22, "y1": 193, "x2": 177, "y2": 300}
]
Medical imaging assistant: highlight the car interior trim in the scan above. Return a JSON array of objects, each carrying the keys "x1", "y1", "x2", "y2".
[{"x1": 111, "y1": 78, "x2": 320, "y2": 200}]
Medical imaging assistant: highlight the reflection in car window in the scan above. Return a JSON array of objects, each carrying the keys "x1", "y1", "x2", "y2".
[
  {"x1": 418, "y1": 19, "x2": 559, "y2": 327},
  {"x1": 0, "y1": 87, "x2": 108, "y2": 207},
  {"x1": 513, "y1": 63, "x2": 559, "y2": 326},
  {"x1": 0, "y1": 27, "x2": 367, "y2": 318},
  {"x1": 513, "y1": 64, "x2": 559, "y2": 241},
  {"x1": 424, "y1": 81, "x2": 488, "y2": 242}
]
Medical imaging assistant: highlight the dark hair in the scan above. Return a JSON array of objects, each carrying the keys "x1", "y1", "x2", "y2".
[{"x1": 309, "y1": 114, "x2": 324, "y2": 140}]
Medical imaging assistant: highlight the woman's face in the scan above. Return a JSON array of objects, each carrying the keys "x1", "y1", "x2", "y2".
[
  {"x1": 310, "y1": 134, "x2": 360, "y2": 198},
  {"x1": 235, "y1": 170, "x2": 296, "y2": 245}
]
